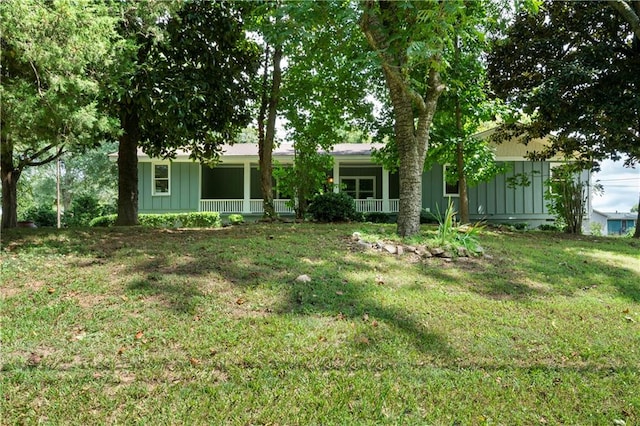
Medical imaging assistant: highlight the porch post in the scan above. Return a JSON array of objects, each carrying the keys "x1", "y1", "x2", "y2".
[
  {"x1": 382, "y1": 168, "x2": 390, "y2": 212},
  {"x1": 243, "y1": 161, "x2": 251, "y2": 213},
  {"x1": 333, "y1": 160, "x2": 340, "y2": 193}
]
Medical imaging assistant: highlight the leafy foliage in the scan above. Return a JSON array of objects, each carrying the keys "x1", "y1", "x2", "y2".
[
  {"x1": 360, "y1": 1, "x2": 497, "y2": 237},
  {"x1": 0, "y1": 0, "x2": 120, "y2": 228},
  {"x1": 544, "y1": 164, "x2": 589, "y2": 235},
  {"x1": 63, "y1": 194, "x2": 115, "y2": 227},
  {"x1": 22, "y1": 204, "x2": 57, "y2": 227},
  {"x1": 109, "y1": 1, "x2": 260, "y2": 225},
  {"x1": 433, "y1": 199, "x2": 484, "y2": 255},
  {"x1": 227, "y1": 214, "x2": 245, "y2": 225},
  {"x1": 363, "y1": 212, "x2": 393, "y2": 224},
  {"x1": 274, "y1": 150, "x2": 334, "y2": 220},
  {"x1": 90, "y1": 212, "x2": 222, "y2": 228},
  {"x1": 488, "y1": 2, "x2": 640, "y2": 169},
  {"x1": 308, "y1": 192, "x2": 362, "y2": 223}
]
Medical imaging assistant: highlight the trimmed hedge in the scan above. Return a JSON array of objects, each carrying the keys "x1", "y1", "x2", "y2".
[
  {"x1": 90, "y1": 212, "x2": 222, "y2": 228},
  {"x1": 227, "y1": 214, "x2": 245, "y2": 224},
  {"x1": 363, "y1": 212, "x2": 394, "y2": 223}
]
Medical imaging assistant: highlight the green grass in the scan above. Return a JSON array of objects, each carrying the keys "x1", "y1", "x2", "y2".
[{"x1": 1, "y1": 224, "x2": 639, "y2": 425}]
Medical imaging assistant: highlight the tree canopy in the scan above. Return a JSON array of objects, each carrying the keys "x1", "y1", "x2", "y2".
[
  {"x1": 488, "y1": 1, "x2": 640, "y2": 168},
  {"x1": 488, "y1": 0, "x2": 640, "y2": 237},
  {"x1": 0, "y1": 0, "x2": 119, "y2": 228},
  {"x1": 109, "y1": 0, "x2": 260, "y2": 225}
]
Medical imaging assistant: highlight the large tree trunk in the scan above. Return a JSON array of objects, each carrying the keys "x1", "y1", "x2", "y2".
[
  {"x1": 361, "y1": 2, "x2": 445, "y2": 237},
  {"x1": 392, "y1": 88, "x2": 426, "y2": 237},
  {"x1": 1, "y1": 136, "x2": 19, "y2": 229},
  {"x1": 258, "y1": 45, "x2": 282, "y2": 220},
  {"x1": 116, "y1": 111, "x2": 140, "y2": 226}
]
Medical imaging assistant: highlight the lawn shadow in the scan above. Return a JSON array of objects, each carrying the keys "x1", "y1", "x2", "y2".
[
  {"x1": 111, "y1": 224, "x2": 454, "y2": 358},
  {"x1": 427, "y1": 231, "x2": 640, "y2": 303}
]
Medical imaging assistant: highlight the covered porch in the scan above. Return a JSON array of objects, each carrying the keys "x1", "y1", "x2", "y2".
[{"x1": 198, "y1": 160, "x2": 399, "y2": 215}]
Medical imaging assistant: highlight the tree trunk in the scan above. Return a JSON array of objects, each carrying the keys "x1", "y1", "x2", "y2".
[
  {"x1": 259, "y1": 44, "x2": 282, "y2": 220},
  {"x1": 456, "y1": 138, "x2": 469, "y2": 223},
  {"x1": 116, "y1": 111, "x2": 140, "y2": 226},
  {"x1": 1, "y1": 136, "x2": 19, "y2": 229},
  {"x1": 361, "y1": 3, "x2": 445, "y2": 237},
  {"x1": 455, "y1": 100, "x2": 469, "y2": 223},
  {"x1": 634, "y1": 193, "x2": 640, "y2": 238},
  {"x1": 393, "y1": 89, "x2": 425, "y2": 237},
  {"x1": 454, "y1": 35, "x2": 469, "y2": 224}
]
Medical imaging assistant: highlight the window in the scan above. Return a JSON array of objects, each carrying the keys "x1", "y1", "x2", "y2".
[
  {"x1": 152, "y1": 163, "x2": 170, "y2": 196},
  {"x1": 341, "y1": 177, "x2": 375, "y2": 199},
  {"x1": 443, "y1": 165, "x2": 459, "y2": 197}
]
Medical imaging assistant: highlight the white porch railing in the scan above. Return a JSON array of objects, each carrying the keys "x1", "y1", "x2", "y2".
[
  {"x1": 200, "y1": 198, "x2": 399, "y2": 214},
  {"x1": 199, "y1": 199, "x2": 244, "y2": 213},
  {"x1": 355, "y1": 199, "x2": 382, "y2": 213},
  {"x1": 354, "y1": 199, "x2": 399, "y2": 213},
  {"x1": 200, "y1": 199, "x2": 294, "y2": 214}
]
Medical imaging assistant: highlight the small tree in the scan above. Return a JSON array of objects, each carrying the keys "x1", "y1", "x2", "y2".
[
  {"x1": 274, "y1": 143, "x2": 333, "y2": 220},
  {"x1": 545, "y1": 164, "x2": 588, "y2": 234}
]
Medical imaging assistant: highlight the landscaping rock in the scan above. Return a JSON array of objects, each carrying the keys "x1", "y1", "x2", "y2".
[
  {"x1": 430, "y1": 247, "x2": 445, "y2": 256},
  {"x1": 296, "y1": 274, "x2": 312, "y2": 283},
  {"x1": 457, "y1": 247, "x2": 469, "y2": 257},
  {"x1": 422, "y1": 250, "x2": 433, "y2": 258},
  {"x1": 404, "y1": 246, "x2": 417, "y2": 253},
  {"x1": 384, "y1": 244, "x2": 397, "y2": 254},
  {"x1": 357, "y1": 240, "x2": 372, "y2": 250},
  {"x1": 396, "y1": 245, "x2": 404, "y2": 256},
  {"x1": 351, "y1": 232, "x2": 362, "y2": 241}
]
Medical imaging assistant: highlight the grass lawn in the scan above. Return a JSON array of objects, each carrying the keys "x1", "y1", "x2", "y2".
[{"x1": 1, "y1": 223, "x2": 639, "y2": 425}]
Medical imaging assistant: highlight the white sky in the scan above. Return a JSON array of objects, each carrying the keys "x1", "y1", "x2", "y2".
[{"x1": 591, "y1": 159, "x2": 640, "y2": 213}]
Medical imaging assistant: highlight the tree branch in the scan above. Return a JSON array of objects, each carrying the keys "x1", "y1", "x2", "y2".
[
  {"x1": 608, "y1": 0, "x2": 640, "y2": 41},
  {"x1": 21, "y1": 144, "x2": 65, "y2": 168}
]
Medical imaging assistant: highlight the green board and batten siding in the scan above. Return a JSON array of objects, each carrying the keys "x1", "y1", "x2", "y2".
[
  {"x1": 422, "y1": 161, "x2": 553, "y2": 222},
  {"x1": 137, "y1": 159, "x2": 556, "y2": 225},
  {"x1": 138, "y1": 162, "x2": 200, "y2": 213}
]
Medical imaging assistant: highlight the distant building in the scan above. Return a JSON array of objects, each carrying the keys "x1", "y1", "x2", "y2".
[{"x1": 591, "y1": 210, "x2": 637, "y2": 235}]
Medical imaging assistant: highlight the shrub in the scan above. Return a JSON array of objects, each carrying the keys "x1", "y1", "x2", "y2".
[
  {"x1": 499, "y1": 222, "x2": 528, "y2": 231},
  {"x1": 363, "y1": 212, "x2": 393, "y2": 223},
  {"x1": 538, "y1": 224, "x2": 561, "y2": 232},
  {"x1": 308, "y1": 192, "x2": 362, "y2": 222},
  {"x1": 90, "y1": 212, "x2": 222, "y2": 228},
  {"x1": 227, "y1": 214, "x2": 244, "y2": 225},
  {"x1": 420, "y1": 209, "x2": 438, "y2": 224},
  {"x1": 89, "y1": 214, "x2": 117, "y2": 227},
  {"x1": 65, "y1": 194, "x2": 102, "y2": 227},
  {"x1": 589, "y1": 222, "x2": 603, "y2": 236},
  {"x1": 23, "y1": 204, "x2": 57, "y2": 227},
  {"x1": 432, "y1": 199, "x2": 484, "y2": 255}
]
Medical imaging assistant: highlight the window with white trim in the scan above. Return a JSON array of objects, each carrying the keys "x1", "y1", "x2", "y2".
[
  {"x1": 443, "y1": 165, "x2": 459, "y2": 197},
  {"x1": 152, "y1": 163, "x2": 171, "y2": 196},
  {"x1": 341, "y1": 177, "x2": 375, "y2": 199}
]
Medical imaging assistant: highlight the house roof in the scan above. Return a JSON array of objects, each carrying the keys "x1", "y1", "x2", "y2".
[
  {"x1": 220, "y1": 143, "x2": 385, "y2": 157},
  {"x1": 118, "y1": 143, "x2": 386, "y2": 161},
  {"x1": 592, "y1": 210, "x2": 637, "y2": 220}
]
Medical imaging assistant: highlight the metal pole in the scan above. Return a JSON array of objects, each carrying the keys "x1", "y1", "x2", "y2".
[{"x1": 57, "y1": 157, "x2": 61, "y2": 229}]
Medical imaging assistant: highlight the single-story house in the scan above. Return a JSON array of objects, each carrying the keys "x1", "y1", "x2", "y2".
[
  {"x1": 590, "y1": 210, "x2": 637, "y2": 235},
  {"x1": 117, "y1": 132, "x2": 591, "y2": 227}
]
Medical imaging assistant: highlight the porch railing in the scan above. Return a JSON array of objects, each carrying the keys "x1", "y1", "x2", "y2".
[
  {"x1": 200, "y1": 199, "x2": 294, "y2": 214},
  {"x1": 199, "y1": 199, "x2": 243, "y2": 214},
  {"x1": 199, "y1": 198, "x2": 399, "y2": 214}
]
